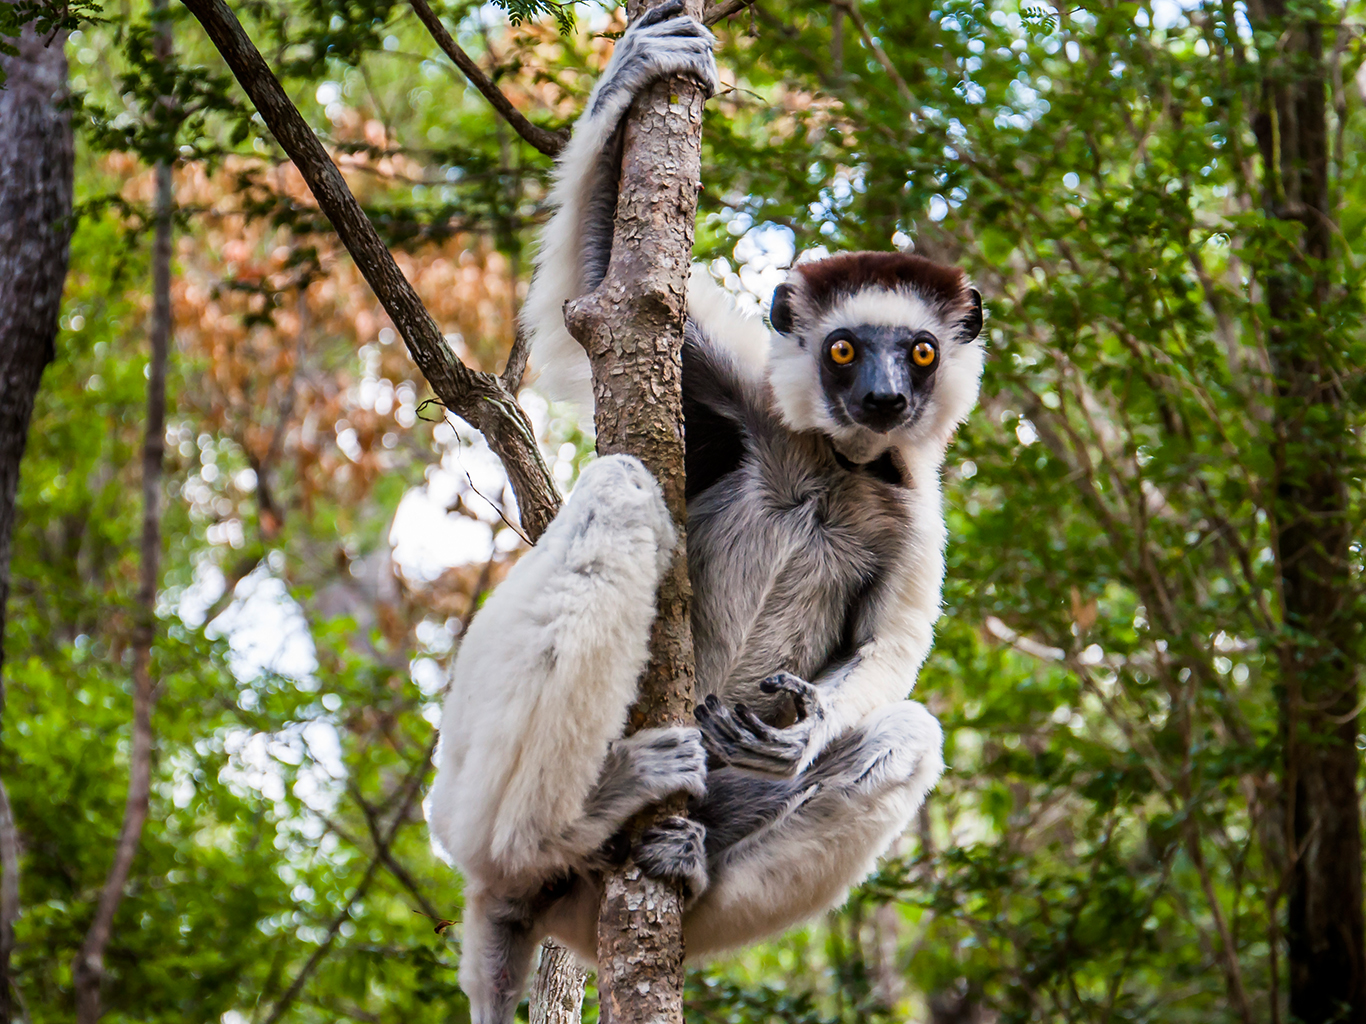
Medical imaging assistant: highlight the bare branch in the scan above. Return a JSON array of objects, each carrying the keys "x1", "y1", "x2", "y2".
[
  {"x1": 832, "y1": 0, "x2": 912, "y2": 104},
  {"x1": 180, "y1": 0, "x2": 561, "y2": 542},
  {"x1": 350, "y1": 789, "x2": 445, "y2": 923},
  {"x1": 500, "y1": 321, "x2": 533, "y2": 393},
  {"x1": 529, "y1": 940, "x2": 588, "y2": 1024},
  {"x1": 72, "y1": 19, "x2": 174, "y2": 1012},
  {"x1": 262, "y1": 742, "x2": 435, "y2": 1024},
  {"x1": 561, "y1": 1, "x2": 707, "y2": 1020},
  {"x1": 406, "y1": 0, "x2": 569, "y2": 157},
  {"x1": 702, "y1": 0, "x2": 757, "y2": 24}
]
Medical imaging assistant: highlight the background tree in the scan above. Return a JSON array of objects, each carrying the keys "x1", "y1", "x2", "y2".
[
  {"x1": 0, "y1": 15, "x2": 74, "y2": 1022},
  {"x1": 1, "y1": 0, "x2": 1363, "y2": 1021}
]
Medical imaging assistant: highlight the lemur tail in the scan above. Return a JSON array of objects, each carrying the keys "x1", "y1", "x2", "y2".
[{"x1": 459, "y1": 890, "x2": 541, "y2": 1024}]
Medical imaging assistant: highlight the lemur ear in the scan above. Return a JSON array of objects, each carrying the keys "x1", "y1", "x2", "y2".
[
  {"x1": 958, "y1": 288, "x2": 983, "y2": 342},
  {"x1": 769, "y1": 283, "x2": 796, "y2": 335}
]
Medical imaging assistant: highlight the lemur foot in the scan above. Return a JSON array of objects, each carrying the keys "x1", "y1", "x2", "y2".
[
  {"x1": 635, "y1": 816, "x2": 708, "y2": 900},
  {"x1": 588, "y1": 0, "x2": 719, "y2": 120},
  {"x1": 617, "y1": 725, "x2": 708, "y2": 802},
  {"x1": 694, "y1": 672, "x2": 827, "y2": 776}
]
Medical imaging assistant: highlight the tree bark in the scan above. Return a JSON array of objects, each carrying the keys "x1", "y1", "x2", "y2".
[
  {"x1": 71, "y1": 12, "x2": 173, "y2": 1021},
  {"x1": 562, "y1": 2, "x2": 705, "y2": 1021},
  {"x1": 0, "y1": 19, "x2": 74, "y2": 1023},
  {"x1": 529, "y1": 940, "x2": 587, "y2": 1024},
  {"x1": 1250, "y1": 2, "x2": 1365, "y2": 1020},
  {"x1": 180, "y1": 0, "x2": 559, "y2": 541}
]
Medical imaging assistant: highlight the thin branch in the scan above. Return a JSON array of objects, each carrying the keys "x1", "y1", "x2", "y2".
[
  {"x1": 350, "y1": 788, "x2": 445, "y2": 923},
  {"x1": 702, "y1": 0, "x2": 758, "y2": 24},
  {"x1": 72, "y1": 24, "x2": 174, "y2": 1014},
  {"x1": 181, "y1": 0, "x2": 562, "y2": 542},
  {"x1": 406, "y1": 0, "x2": 568, "y2": 157},
  {"x1": 831, "y1": 0, "x2": 912, "y2": 104},
  {"x1": 500, "y1": 321, "x2": 532, "y2": 393},
  {"x1": 529, "y1": 940, "x2": 587, "y2": 1024},
  {"x1": 261, "y1": 741, "x2": 435, "y2": 1024}
]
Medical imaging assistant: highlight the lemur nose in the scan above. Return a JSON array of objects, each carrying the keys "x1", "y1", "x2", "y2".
[{"x1": 862, "y1": 392, "x2": 908, "y2": 415}]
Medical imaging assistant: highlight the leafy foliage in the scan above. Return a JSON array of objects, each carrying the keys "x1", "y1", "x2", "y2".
[{"x1": 5, "y1": 0, "x2": 1366, "y2": 1020}]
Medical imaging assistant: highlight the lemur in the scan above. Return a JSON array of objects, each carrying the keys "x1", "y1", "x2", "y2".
[{"x1": 427, "y1": 6, "x2": 985, "y2": 1023}]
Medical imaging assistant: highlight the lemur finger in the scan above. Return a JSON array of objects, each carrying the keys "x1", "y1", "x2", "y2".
[
  {"x1": 760, "y1": 672, "x2": 819, "y2": 720},
  {"x1": 733, "y1": 703, "x2": 780, "y2": 741}
]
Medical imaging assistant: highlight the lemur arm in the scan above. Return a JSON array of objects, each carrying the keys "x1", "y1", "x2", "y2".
[
  {"x1": 695, "y1": 461, "x2": 949, "y2": 777},
  {"x1": 524, "y1": 1, "x2": 718, "y2": 407}
]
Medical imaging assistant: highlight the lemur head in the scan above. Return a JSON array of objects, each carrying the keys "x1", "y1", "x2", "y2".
[{"x1": 766, "y1": 252, "x2": 985, "y2": 463}]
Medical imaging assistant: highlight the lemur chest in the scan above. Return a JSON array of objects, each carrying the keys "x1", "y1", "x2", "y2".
[{"x1": 686, "y1": 439, "x2": 912, "y2": 707}]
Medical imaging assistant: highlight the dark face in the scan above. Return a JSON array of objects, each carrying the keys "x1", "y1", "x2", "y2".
[{"x1": 817, "y1": 324, "x2": 941, "y2": 433}]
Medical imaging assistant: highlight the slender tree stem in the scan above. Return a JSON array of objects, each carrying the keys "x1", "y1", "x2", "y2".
[
  {"x1": 406, "y1": 0, "x2": 568, "y2": 157},
  {"x1": 562, "y1": 0, "x2": 706, "y2": 1020},
  {"x1": 72, "y1": 14, "x2": 174, "y2": 1013}
]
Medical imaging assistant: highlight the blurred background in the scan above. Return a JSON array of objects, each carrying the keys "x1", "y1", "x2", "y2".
[{"x1": 3, "y1": 0, "x2": 1365, "y2": 1020}]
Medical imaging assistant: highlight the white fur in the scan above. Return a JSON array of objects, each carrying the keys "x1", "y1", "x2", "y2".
[
  {"x1": 525, "y1": 16, "x2": 718, "y2": 408},
  {"x1": 687, "y1": 266, "x2": 770, "y2": 382},
  {"x1": 684, "y1": 703, "x2": 944, "y2": 955},
  {"x1": 767, "y1": 285, "x2": 986, "y2": 465},
  {"x1": 428, "y1": 455, "x2": 678, "y2": 890}
]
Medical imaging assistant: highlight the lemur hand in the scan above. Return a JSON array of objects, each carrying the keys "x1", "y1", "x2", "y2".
[
  {"x1": 693, "y1": 673, "x2": 827, "y2": 776},
  {"x1": 588, "y1": 0, "x2": 719, "y2": 122}
]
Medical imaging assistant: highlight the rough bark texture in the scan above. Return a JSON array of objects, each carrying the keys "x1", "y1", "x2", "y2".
[
  {"x1": 562, "y1": 2, "x2": 707, "y2": 1020},
  {"x1": 1250, "y1": 2, "x2": 1365, "y2": 1020},
  {"x1": 181, "y1": 0, "x2": 560, "y2": 541},
  {"x1": 72, "y1": 17, "x2": 173, "y2": 1015},
  {"x1": 0, "y1": 21, "x2": 73, "y2": 1024},
  {"x1": 529, "y1": 940, "x2": 588, "y2": 1024}
]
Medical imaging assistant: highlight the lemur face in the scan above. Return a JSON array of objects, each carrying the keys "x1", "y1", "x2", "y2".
[
  {"x1": 815, "y1": 322, "x2": 941, "y2": 433},
  {"x1": 767, "y1": 252, "x2": 985, "y2": 463}
]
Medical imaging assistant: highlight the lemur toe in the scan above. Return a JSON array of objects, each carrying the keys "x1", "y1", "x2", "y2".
[{"x1": 635, "y1": 816, "x2": 708, "y2": 899}]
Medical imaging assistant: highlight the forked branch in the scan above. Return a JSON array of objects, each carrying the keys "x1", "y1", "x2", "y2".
[{"x1": 180, "y1": 0, "x2": 561, "y2": 540}]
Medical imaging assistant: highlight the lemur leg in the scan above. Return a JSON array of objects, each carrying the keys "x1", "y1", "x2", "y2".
[
  {"x1": 460, "y1": 889, "x2": 545, "y2": 1024},
  {"x1": 560, "y1": 725, "x2": 707, "y2": 859},
  {"x1": 681, "y1": 701, "x2": 944, "y2": 956},
  {"x1": 428, "y1": 455, "x2": 683, "y2": 884}
]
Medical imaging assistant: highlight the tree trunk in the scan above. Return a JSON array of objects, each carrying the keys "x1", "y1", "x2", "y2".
[
  {"x1": 529, "y1": 939, "x2": 587, "y2": 1024},
  {"x1": 0, "y1": 19, "x2": 74, "y2": 1023},
  {"x1": 562, "y1": 2, "x2": 705, "y2": 1021},
  {"x1": 1251, "y1": 2, "x2": 1365, "y2": 1020},
  {"x1": 71, "y1": 12, "x2": 172, "y2": 1021}
]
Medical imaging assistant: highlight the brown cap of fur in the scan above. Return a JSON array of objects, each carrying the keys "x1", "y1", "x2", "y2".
[{"x1": 795, "y1": 251, "x2": 970, "y2": 312}]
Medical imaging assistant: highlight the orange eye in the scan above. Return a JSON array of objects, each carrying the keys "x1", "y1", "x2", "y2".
[
  {"x1": 912, "y1": 340, "x2": 937, "y2": 367},
  {"x1": 829, "y1": 338, "x2": 856, "y2": 365}
]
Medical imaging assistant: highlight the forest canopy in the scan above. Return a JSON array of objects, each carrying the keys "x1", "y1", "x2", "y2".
[{"x1": 2, "y1": 0, "x2": 1364, "y2": 1020}]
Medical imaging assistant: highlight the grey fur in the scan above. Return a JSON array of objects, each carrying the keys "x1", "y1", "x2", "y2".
[
  {"x1": 435, "y1": 8, "x2": 982, "y2": 1020},
  {"x1": 561, "y1": 725, "x2": 706, "y2": 858},
  {"x1": 635, "y1": 816, "x2": 709, "y2": 899}
]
